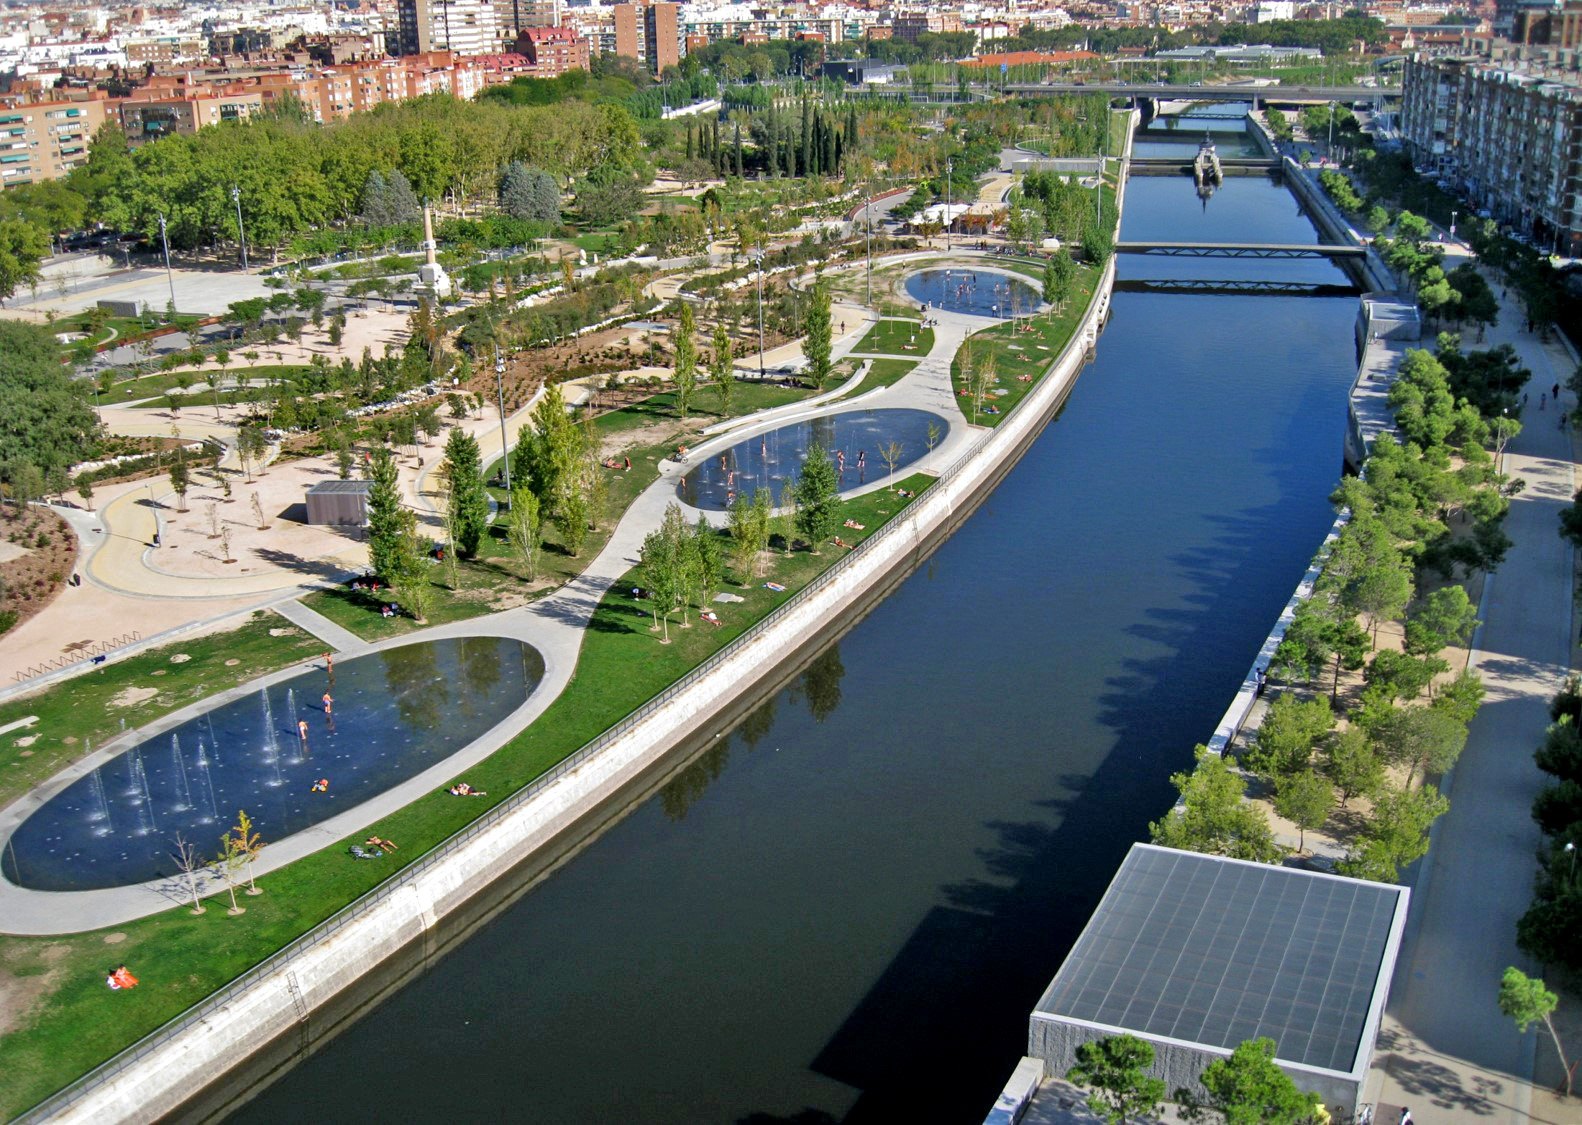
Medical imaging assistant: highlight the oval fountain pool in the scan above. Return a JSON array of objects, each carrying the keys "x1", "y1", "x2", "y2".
[
  {"x1": 1, "y1": 636, "x2": 544, "y2": 892},
  {"x1": 905, "y1": 267, "x2": 1041, "y2": 319},
  {"x1": 677, "y1": 408, "x2": 949, "y2": 511}
]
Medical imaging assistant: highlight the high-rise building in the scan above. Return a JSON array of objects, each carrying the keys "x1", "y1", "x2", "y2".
[
  {"x1": 1400, "y1": 46, "x2": 1582, "y2": 254},
  {"x1": 493, "y1": 0, "x2": 560, "y2": 41},
  {"x1": 396, "y1": 0, "x2": 498, "y2": 56},
  {"x1": 612, "y1": 0, "x2": 679, "y2": 73}
]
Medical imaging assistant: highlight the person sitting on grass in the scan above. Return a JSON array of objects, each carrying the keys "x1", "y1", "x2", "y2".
[
  {"x1": 106, "y1": 965, "x2": 139, "y2": 990},
  {"x1": 449, "y1": 782, "x2": 487, "y2": 797}
]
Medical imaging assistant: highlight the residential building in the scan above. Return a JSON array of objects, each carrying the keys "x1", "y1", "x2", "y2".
[
  {"x1": 396, "y1": 0, "x2": 498, "y2": 56},
  {"x1": 1400, "y1": 46, "x2": 1582, "y2": 254},
  {"x1": 613, "y1": 0, "x2": 679, "y2": 73},
  {"x1": 0, "y1": 93, "x2": 107, "y2": 186},
  {"x1": 494, "y1": 0, "x2": 560, "y2": 38},
  {"x1": 514, "y1": 25, "x2": 588, "y2": 74},
  {"x1": 118, "y1": 84, "x2": 265, "y2": 145}
]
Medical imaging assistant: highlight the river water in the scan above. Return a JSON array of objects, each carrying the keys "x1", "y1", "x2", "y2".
[{"x1": 231, "y1": 129, "x2": 1360, "y2": 1124}]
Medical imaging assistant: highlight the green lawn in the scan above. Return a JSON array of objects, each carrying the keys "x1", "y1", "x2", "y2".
[
  {"x1": 950, "y1": 268, "x2": 1099, "y2": 427},
  {"x1": 854, "y1": 319, "x2": 932, "y2": 357},
  {"x1": 0, "y1": 614, "x2": 321, "y2": 825},
  {"x1": 863, "y1": 359, "x2": 917, "y2": 391},
  {"x1": 0, "y1": 474, "x2": 933, "y2": 1119}
]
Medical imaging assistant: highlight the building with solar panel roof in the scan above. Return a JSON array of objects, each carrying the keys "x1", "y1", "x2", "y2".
[{"x1": 1027, "y1": 843, "x2": 1409, "y2": 1115}]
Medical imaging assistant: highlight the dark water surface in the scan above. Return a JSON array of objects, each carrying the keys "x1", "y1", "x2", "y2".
[
  {"x1": 677, "y1": 409, "x2": 949, "y2": 511},
  {"x1": 230, "y1": 154, "x2": 1359, "y2": 1124},
  {"x1": 4, "y1": 637, "x2": 541, "y2": 891}
]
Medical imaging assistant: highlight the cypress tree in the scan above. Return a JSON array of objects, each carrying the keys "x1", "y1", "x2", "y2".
[
  {"x1": 822, "y1": 117, "x2": 836, "y2": 175},
  {"x1": 800, "y1": 96, "x2": 813, "y2": 176},
  {"x1": 733, "y1": 122, "x2": 744, "y2": 177},
  {"x1": 686, "y1": 124, "x2": 694, "y2": 161}
]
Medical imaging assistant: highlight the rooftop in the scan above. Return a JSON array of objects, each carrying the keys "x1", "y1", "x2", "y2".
[{"x1": 1033, "y1": 844, "x2": 1408, "y2": 1079}]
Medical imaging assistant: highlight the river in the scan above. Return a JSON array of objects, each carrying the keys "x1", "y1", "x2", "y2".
[{"x1": 230, "y1": 125, "x2": 1360, "y2": 1124}]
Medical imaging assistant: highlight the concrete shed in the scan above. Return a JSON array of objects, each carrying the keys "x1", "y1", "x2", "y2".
[
  {"x1": 305, "y1": 480, "x2": 372, "y2": 527},
  {"x1": 1028, "y1": 844, "x2": 1408, "y2": 1120}
]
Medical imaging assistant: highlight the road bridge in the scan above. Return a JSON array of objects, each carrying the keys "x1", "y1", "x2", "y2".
[
  {"x1": 999, "y1": 82, "x2": 1394, "y2": 102},
  {"x1": 1114, "y1": 241, "x2": 1367, "y2": 260},
  {"x1": 1115, "y1": 278, "x2": 1360, "y2": 297},
  {"x1": 1129, "y1": 156, "x2": 1278, "y2": 169}
]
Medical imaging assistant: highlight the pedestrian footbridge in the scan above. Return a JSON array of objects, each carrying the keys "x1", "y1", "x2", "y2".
[{"x1": 1114, "y1": 241, "x2": 1366, "y2": 260}]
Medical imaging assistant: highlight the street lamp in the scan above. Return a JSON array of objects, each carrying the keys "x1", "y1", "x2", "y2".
[
  {"x1": 750, "y1": 245, "x2": 766, "y2": 382},
  {"x1": 231, "y1": 186, "x2": 249, "y2": 273},
  {"x1": 944, "y1": 158, "x2": 953, "y2": 251},
  {"x1": 1327, "y1": 101, "x2": 1336, "y2": 162},
  {"x1": 1450, "y1": 210, "x2": 1458, "y2": 238},
  {"x1": 864, "y1": 192, "x2": 873, "y2": 308},
  {"x1": 157, "y1": 214, "x2": 177, "y2": 315},
  {"x1": 494, "y1": 346, "x2": 511, "y2": 503}
]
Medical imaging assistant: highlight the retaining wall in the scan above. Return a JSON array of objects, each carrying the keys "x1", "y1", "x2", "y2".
[{"x1": 22, "y1": 251, "x2": 1120, "y2": 1125}]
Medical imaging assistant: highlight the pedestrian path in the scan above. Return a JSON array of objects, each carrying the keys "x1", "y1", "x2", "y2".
[
  {"x1": 269, "y1": 598, "x2": 367, "y2": 654},
  {"x1": 1365, "y1": 248, "x2": 1576, "y2": 1125}
]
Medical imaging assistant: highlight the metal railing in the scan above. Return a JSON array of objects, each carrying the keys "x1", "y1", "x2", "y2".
[
  {"x1": 12, "y1": 632, "x2": 140, "y2": 684},
  {"x1": 19, "y1": 245, "x2": 1118, "y2": 1124}
]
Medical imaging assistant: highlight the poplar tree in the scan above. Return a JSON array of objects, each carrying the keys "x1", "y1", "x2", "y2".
[
  {"x1": 710, "y1": 321, "x2": 734, "y2": 415},
  {"x1": 803, "y1": 279, "x2": 833, "y2": 390},
  {"x1": 441, "y1": 427, "x2": 488, "y2": 557},
  {"x1": 673, "y1": 302, "x2": 698, "y2": 418},
  {"x1": 794, "y1": 442, "x2": 841, "y2": 552}
]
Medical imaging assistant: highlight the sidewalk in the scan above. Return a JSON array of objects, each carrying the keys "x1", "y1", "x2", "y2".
[{"x1": 1365, "y1": 260, "x2": 1577, "y2": 1124}]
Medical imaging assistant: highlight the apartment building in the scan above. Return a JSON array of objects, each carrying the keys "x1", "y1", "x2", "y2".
[
  {"x1": 514, "y1": 25, "x2": 588, "y2": 74},
  {"x1": 395, "y1": 0, "x2": 498, "y2": 56},
  {"x1": 1400, "y1": 46, "x2": 1582, "y2": 254},
  {"x1": 118, "y1": 84, "x2": 266, "y2": 145},
  {"x1": 493, "y1": 0, "x2": 560, "y2": 39},
  {"x1": 0, "y1": 94, "x2": 106, "y2": 186},
  {"x1": 613, "y1": 0, "x2": 679, "y2": 73}
]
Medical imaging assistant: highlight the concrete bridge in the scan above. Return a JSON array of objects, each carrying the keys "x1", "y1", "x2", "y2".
[
  {"x1": 1000, "y1": 82, "x2": 1393, "y2": 104},
  {"x1": 1129, "y1": 156, "x2": 1279, "y2": 170},
  {"x1": 1114, "y1": 241, "x2": 1367, "y2": 260},
  {"x1": 1115, "y1": 278, "x2": 1360, "y2": 297}
]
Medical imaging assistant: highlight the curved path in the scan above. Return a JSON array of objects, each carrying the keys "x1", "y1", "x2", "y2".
[{"x1": 0, "y1": 253, "x2": 1045, "y2": 932}]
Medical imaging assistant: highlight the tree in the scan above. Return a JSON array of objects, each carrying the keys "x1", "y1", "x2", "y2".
[
  {"x1": 1364, "y1": 649, "x2": 1445, "y2": 704},
  {"x1": 710, "y1": 320, "x2": 735, "y2": 414},
  {"x1": 77, "y1": 476, "x2": 93, "y2": 512},
  {"x1": 794, "y1": 442, "x2": 841, "y2": 553},
  {"x1": 498, "y1": 162, "x2": 560, "y2": 223},
  {"x1": 1403, "y1": 585, "x2": 1479, "y2": 656},
  {"x1": 512, "y1": 383, "x2": 588, "y2": 542},
  {"x1": 673, "y1": 302, "x2": 698, "y2": 418},
  {"x1": 804, "y1": 279, "x2": 833, "y2": 390},
  {"x1": 1274, "y1": 770, "x2": 1334, "y2": 853},
  {"x1": 638, "y1": 503, "x2": 692, "y2": 642},
  {"x1": 390, "y1": 523, "x2": 433, "y2": 623},
  {"x1": 230, "y1": 809, "x2": 265, "y2": 895},
  {"x1": 1338, "y1": 784, "x2": 1449, "y2": 882},
  {"x1": 1244, "y1": 694, "x2": 1333, "y2": 779},
  {"x1": 170, "y1": 832, "x2": 208, "y2": 915},
  {"x1": 1498, "y1": 967, "x2": 1576, "y2": 1097},
  {"x1": 1324, "y1": 728, "x2": 1385, "y2": 806},
  {"x1": 0, "y1": 321, "x2": 98, "y2": 480},
  {"x1": 689, "y1": 515, "x2": 723, "y2": 611},
  {"x1": 1176, "y1": 1037, "x2": 1321, "y2": 1125},
  {"x1": 441, "y1": 427, "x2": 488, "y2": 557},
  {"x1": 236, "y1": 425, "x2": 268, "y2": 482},
  {"x1": 0, "y1": 217, "x2": 49, "y2": 304},
  {"x1": 366, "y1": 445, "x2": 411, "y2": 581},
  {"x1": 728, "y1": 489, "x2": 763, "y2": 581},
  {"x1": 1065, "y1": 1034, "x2": 1166, "y2": 1125},
  {"x1": 1368, "y1": 705, "x2": 1468, "y2": 786},
  {"x1": 216, "y1": 833, "x2": 247, "y2": 916},
  {"x1": 505, "y1": 486, "x2": 542, "y2": 581},
  {"x1": 168, "y1": 454, "x2": 190, "y2": 513},
  {"x1": 1149, "y1": 748, "x2": 1283, "y2": 863},
  {"x1": 1043, "y1": 250, "x2": 1075, "y2": 310}
]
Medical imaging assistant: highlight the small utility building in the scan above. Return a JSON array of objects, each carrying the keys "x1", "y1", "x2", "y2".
[
  {"x1": 1029, "y1": 844, "x2": 1408, "y2": 1117},
  {"x1": 305, "y1": 480, "x2": 372, "y2": 527}
]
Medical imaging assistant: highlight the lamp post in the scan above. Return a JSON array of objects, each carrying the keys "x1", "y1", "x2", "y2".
[
  {"x1": 1327, "y1": 101, "x2": 1336, "y2": 162},
  {"x1": 1450, "y1": 210, "x2": 1458, "y2": 238},
  {"x1": 494, "y1": 345, "x2": 511, "y2": 503},
  {"x1": 231, "y1": 186, "x2": 249, "y2": 273},
  {"x1": 751, "y1": 245, "x2": 766, "y2": 382},
  {"x1": 864, "y1": 193, "x2": 873, "y2": 308},
  {"x1": 157, "y1": 214, "x2": 177, "y2": 314},
  {"x1": 944, "y1": 157, "x2": 953, "y2": 250}
]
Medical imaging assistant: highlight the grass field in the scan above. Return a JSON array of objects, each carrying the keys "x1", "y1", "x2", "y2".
[
  {"x1": 863, "y1": 359, "x2": 917, "y2": 392},
  {"x1": 950, "y1": 268, "x2": 1099, "y2": 427},
  {"x1": 0, "y1": 474, "x2": 933, "y2": 1119},
  {"x1": 853, "y1": 319, "x2": 932, "y2": 357}
]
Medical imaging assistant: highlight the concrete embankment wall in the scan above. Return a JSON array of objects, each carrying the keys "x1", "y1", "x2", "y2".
[{"x1": 24, "y1": 227, "x2": 1124, "y2": 1125}]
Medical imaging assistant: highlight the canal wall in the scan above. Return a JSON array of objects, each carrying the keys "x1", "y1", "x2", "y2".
[{"x1": 20, "y1": 176, "x2": 1129, "y2": 1125}]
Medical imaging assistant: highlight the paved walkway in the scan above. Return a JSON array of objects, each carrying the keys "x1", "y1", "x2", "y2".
[
  {"x1": 1365, "y1": 246, "x2": 1577, "y2": 1124},
  {"x1": 268, "y1": 599, "x2": 366, "y2": 654}
]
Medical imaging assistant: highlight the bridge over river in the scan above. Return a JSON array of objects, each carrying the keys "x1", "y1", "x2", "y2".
[{"x1": 1115, "y1": 240, "x2": 1367, "y2": 260}]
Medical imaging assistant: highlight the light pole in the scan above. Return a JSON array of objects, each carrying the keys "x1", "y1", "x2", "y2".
[
  {"x1": 1450, "y1": 210, "x2": 1458, "y2": 238},
  {"x1": 944, "y1": 158, "x2": 953, "y2": 250},
  {"x1": 157, "y1": 214, "x2": 177, "y2": 315},
  {"x1": 231, "y1": 186, "x2": 249, "y2": 273},
  {"x1": 751, "y1": 246, "x2": 766, "y2": 382},
  {"x1": 864, "y1": 193, "x2": 873, "y2": 307},
  {"x1": 1327, "y1": 101, "x2": 1336, "y2": 162},
  {"x1": 494, "y1": 346, "x2": 511, "y2": 502}
]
